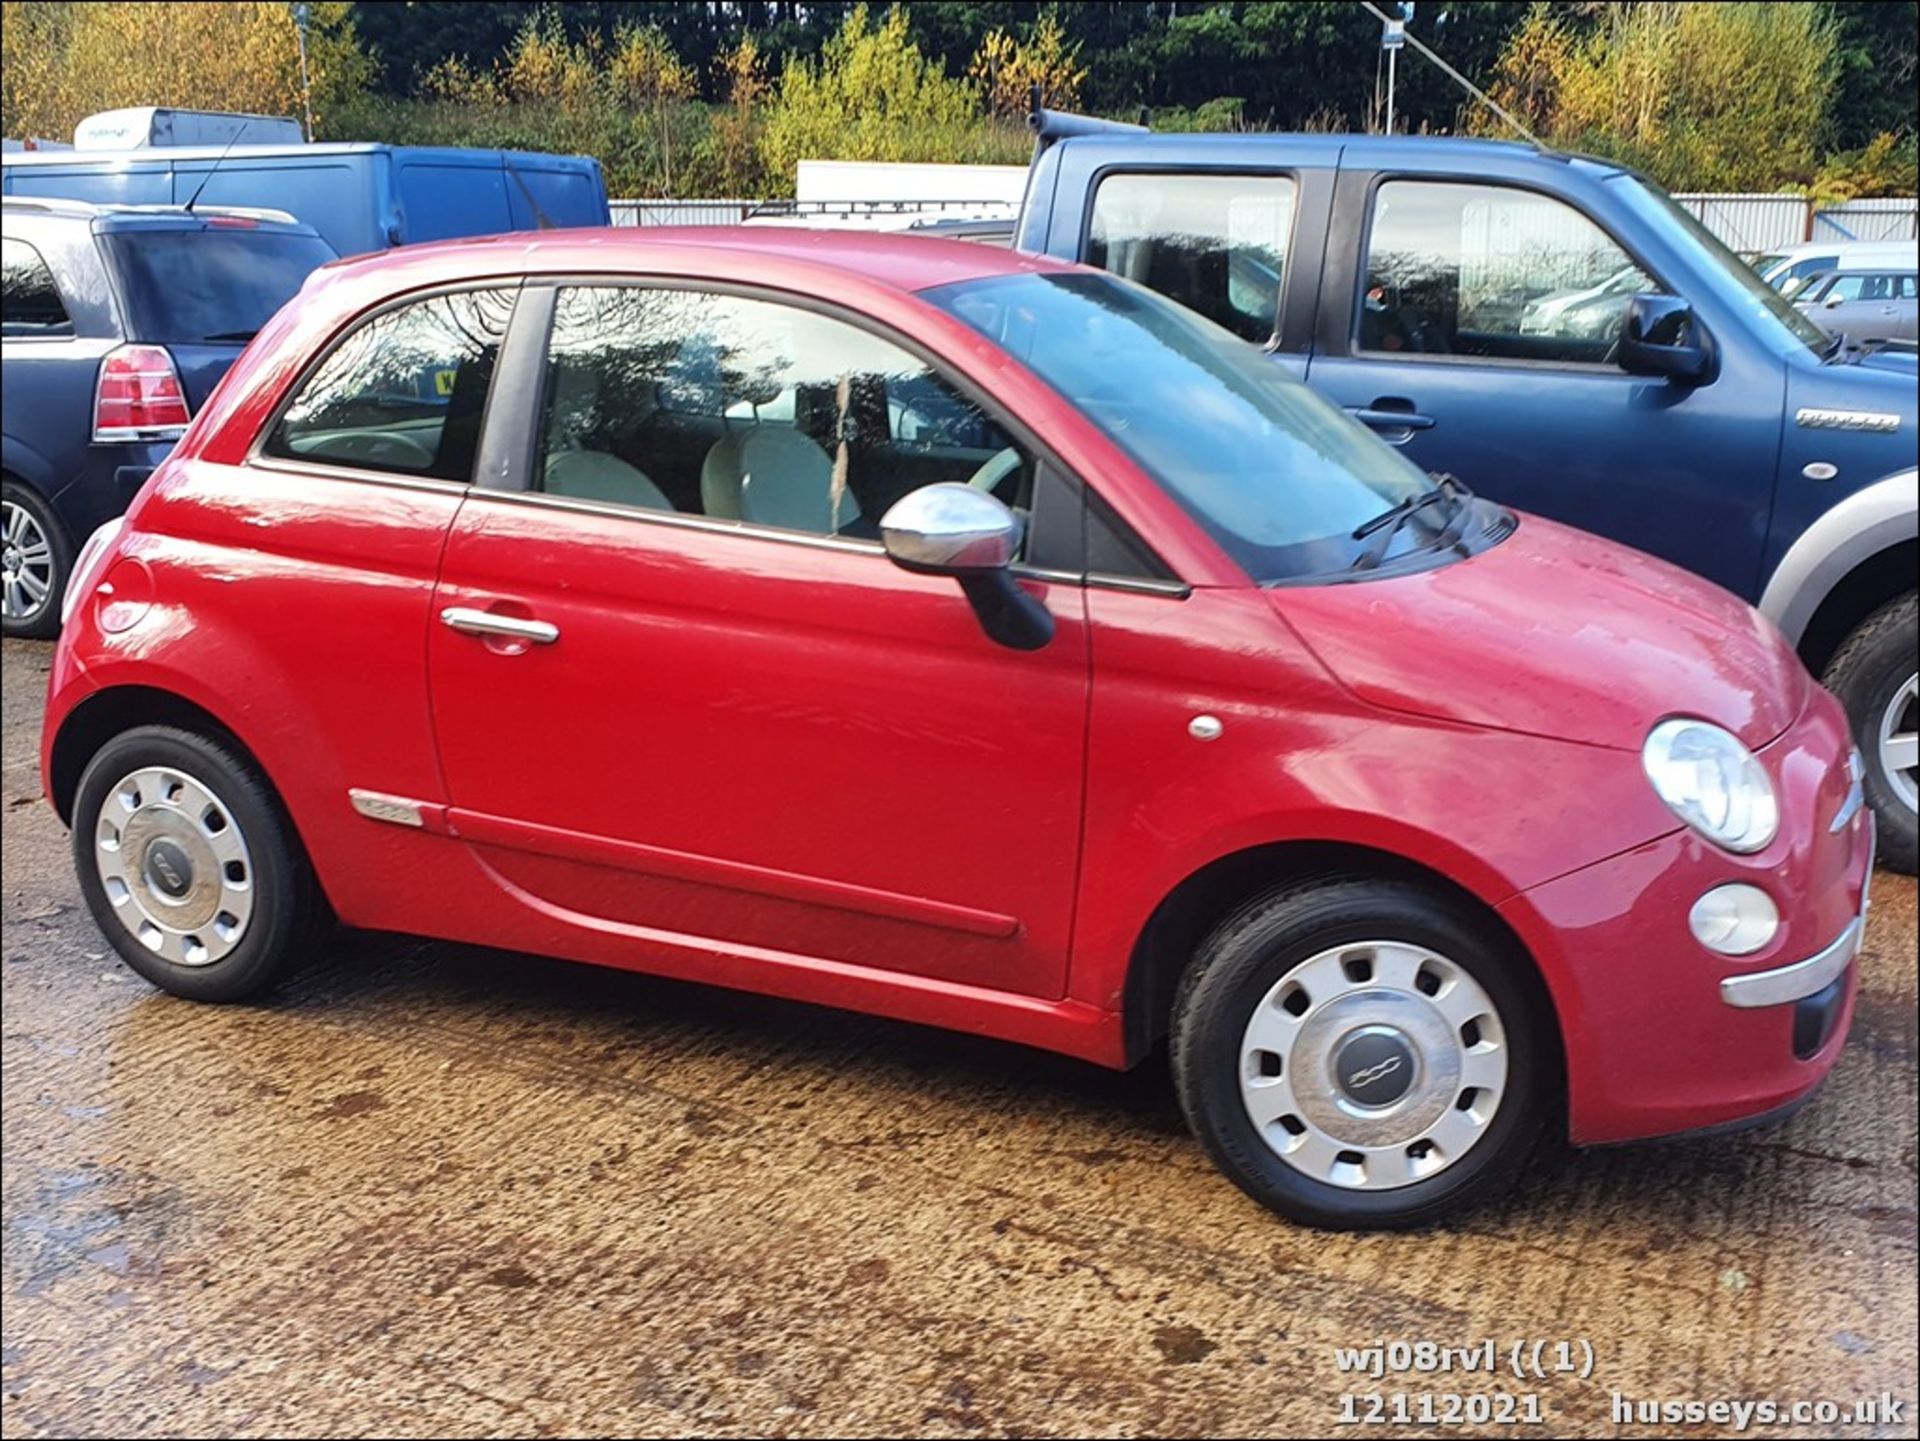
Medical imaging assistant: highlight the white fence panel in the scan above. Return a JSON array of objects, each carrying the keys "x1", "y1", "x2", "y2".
[
  {"x1": 1670, "y1": 194, "x2": 1807, "y2": 253},
  {"x1": 1814, "y1": 198, "x2": 1919, "y2": 242}
]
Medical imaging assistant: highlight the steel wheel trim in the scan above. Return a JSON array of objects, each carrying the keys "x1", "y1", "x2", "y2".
[
  {"x1": 1238, "y1": 940, "x2": 1510, "y2": 1191},
  {"x1": 1879, "y1": 672, "x2": 1918, "y2": 811},
  {"x1": 93, "y1": 766, "x2": 256, "y2": 967},
  {"x1": 2, "y1": 499, "x2": 55, "y2": 622}
]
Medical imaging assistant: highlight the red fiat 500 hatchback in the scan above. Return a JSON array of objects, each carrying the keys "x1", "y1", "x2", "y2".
[{"x1": 43, "y1": 231, "x2": 1873, "y2": 1228}]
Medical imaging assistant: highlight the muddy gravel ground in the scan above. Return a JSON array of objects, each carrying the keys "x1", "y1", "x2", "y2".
[{"x1": 2, "y1": 636, "x2": 1915, "y2": 1438}]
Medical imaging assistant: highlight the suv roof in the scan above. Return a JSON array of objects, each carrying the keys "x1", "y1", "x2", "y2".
[{"x1": 2, "y1": 196, "x2": 303, "y2": 229}]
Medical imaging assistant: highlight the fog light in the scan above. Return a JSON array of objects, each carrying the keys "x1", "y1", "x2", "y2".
[{"x1": 1689, "y1": 885, "x2": 1780, "y2": 956}]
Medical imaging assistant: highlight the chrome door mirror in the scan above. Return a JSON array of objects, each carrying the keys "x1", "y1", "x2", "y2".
[
  {"x1": 879, "y1": 483, "x2": 1052, "y2": 650},
  {"x1": 880, "y1": 482, "x2": 1020, "y2": 574}
]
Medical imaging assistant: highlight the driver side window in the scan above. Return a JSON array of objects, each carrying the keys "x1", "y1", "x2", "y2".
[
  {"x1": 532, "y1": 286, "x2": 1031, "y2": 548},
  {"x1": 1359, "y1": 180, "x2": 1655, "y2": 366}
]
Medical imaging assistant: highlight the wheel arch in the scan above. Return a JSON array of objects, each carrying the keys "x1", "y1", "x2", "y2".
[
  {"x1": 1120, "y1": 839, "x2": 1566, "y2": 1082},
  {"x1": 48, "y1": 684, "x2": 267, "y2": 827},
  {"x1": 1760, "y1": 470, "x2": 1918, "y2": 675}
]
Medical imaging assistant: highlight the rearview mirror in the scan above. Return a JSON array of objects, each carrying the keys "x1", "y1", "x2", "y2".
[
  {"x1": 880, "y1": 484, "x2": 1053, "y2": 651},
  {"x1": 1617, "y1": 293, "x2": 1711, "y2": 384}
]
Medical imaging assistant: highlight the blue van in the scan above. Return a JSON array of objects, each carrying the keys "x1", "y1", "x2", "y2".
[{"x1": 1, "y1": 143, "x2": 609, "y2": 258}]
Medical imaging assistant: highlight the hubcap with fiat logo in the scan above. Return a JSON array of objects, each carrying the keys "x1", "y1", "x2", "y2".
[
  {"x1": 1239, "y1": 940, "x2": 1509, "y2": 1190},
  {"x1": 93, "y1": 766, "x2": 255, "y2": 966}
]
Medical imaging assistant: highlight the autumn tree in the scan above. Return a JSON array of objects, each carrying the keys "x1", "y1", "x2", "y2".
[
  {"x1": 968, "y1": 12, "x2": 1088, "y2": 118},
  {"x1": 1, "y1": 1, "x2": 372, "y2": 144},
  {"x1": 1477, "y1": 2, "x2": 1839, "y2": 191},
  {"x1": 759, "y1": 5, "x2": 1024, "y2": 186}
]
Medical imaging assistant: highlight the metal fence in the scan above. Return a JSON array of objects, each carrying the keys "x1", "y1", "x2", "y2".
[{"x1": 613, "y1": 191, "x2": 1918, "y2": 252}]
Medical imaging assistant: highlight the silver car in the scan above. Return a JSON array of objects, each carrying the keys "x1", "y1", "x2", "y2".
[{"x1": 1793, "y1": 268, "x2": 1919, "y2": 343}]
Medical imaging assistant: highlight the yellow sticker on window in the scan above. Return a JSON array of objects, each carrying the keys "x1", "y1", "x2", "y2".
[{"x1": 433, "y1": 369, "x2": 457, "y2": 397}]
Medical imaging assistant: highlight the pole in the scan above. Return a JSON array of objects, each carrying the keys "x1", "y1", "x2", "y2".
[
  {"x1": 1386, "y1": 44, "x2": 1396, "y2": 135},
  {"x1": 293, "y1": 3, "x2": 315, "y2": 141}
]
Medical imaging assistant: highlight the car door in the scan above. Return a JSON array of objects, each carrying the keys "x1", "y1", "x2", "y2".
[
  {"x1": 1807, "y1": 272, "x2": 1908, "y2": 342},
  {"x1": 426, "y1": 281, "x2": 1091, "y2": 1000},
  {"x1": 1046, "y1": 151, "x2": 1339, "y2": 383},
  {"x1": 1306, "y1": 168, "x2": 1783, "y2": 599}
]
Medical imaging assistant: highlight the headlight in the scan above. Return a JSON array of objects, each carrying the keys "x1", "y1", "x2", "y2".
[{"x1": 1642, "y1": 718, "x2": 1779, "y2": 853}]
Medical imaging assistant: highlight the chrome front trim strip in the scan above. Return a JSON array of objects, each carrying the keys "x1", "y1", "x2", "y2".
[
  {"x1": 348, "y1": 789, "x2": 427, "y2": 828},
  {"x1": 1720, "y1": 916, "x2": 1863, "y2": 1009}
]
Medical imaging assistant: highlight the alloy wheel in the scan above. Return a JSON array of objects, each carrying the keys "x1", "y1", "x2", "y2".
[
  {"x1": 1, "y1": 498, "x2": 55, "y2": 622},
  {"x1": 1879, "y1": 672, "x2": 1918, "y2": 812}
]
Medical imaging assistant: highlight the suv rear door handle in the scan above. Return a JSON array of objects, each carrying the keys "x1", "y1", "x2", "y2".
[
  {"x1": 440, "y1": 606, "x2": 559, "y2": 644},
  {"x1": 1347, "y1": 406, "x2": 1437, "y2": 432}
]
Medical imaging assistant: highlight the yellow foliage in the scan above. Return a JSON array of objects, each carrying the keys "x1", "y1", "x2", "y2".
[
  {"x1": 760, "y1": 5, "x2": 1024, "y2": 187},
  {"x1": 1478, "y1": 3, "x2": 1836, "y2": 192},
  {"x1": 1, "y1": 1, "x2": 373, "y2": 142},
  {"x1": 968, "y1": 14, "x2": 1088, "y2": 119}
]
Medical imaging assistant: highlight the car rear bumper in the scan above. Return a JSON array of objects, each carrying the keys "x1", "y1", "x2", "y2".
[
  {"x1": 1499, "y1": 689, "x2": 1874, "y2": 1146},
  {"x1": 45, "y1": 440, "x2": 173, "y2": 539}
]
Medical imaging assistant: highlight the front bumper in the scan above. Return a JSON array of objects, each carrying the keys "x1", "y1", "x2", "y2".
[{"x1": 1498, "y1": 689, "x2": 1874, "y2": 1146}]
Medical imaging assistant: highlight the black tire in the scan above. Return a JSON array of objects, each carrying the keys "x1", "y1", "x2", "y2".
[
  {"x1": 72, "y1": 725, "x2": 321, "y2": 1002},
  {"x1": 1171, "y1": 875, "x2": 1551, "y2": 1230},
  {"x1": 1822, "y1": 592, "x2": 1918, "y2": 875},
  {"x1": 2, "y1": 479, "x2": 73, "y2": 640}
]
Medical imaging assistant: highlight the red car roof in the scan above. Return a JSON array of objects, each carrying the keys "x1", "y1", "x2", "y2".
[{"x1": 315, "y1": 224, "x2": 1075, "y2": 296}]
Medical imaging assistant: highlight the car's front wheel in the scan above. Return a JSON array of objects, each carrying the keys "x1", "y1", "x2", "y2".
[
  {"x1": 1823, "y1": 592, "x2": 1918, "y2": 875},
  {"x1": 2, "y1": 480, "x2": 71, "y2": 640},
  {"x1": 72, "y1": 725, "x2": 322, "y2": 1002},
  {"x1": 1172, "y1": 876, "x2": 1550, "y2": 1230}
]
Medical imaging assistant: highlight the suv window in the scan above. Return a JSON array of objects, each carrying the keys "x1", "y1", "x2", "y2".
[
  {"x1": 101, "y1": 228, "x2": 335, "y2": 344},
  {"x1": 1, "y1": 236, "x2": 73, "y2": 337},
  {"x1": 532, "y1": 285, "x2": 1029, "y2": 545},
  {"x1": 1086, "y1": 173, "x2": 1295, "y2": 344},
  {"x1": 1359, "y1": 180, "x2": 1655, "y2": 365},
  {"x1": 266, "y1": 288, "x2": 515, "y2": 481}
]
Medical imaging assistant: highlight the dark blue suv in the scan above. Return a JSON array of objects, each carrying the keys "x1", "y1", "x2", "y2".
[{"x1": 2, "y1": 198, "x2": 335, "y2": 637}]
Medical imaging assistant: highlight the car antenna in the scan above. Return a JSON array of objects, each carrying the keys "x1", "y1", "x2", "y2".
[
  {"x1": 182, "y1": 119, "x2": 251, "y2": 215},
  {"x1": 503, "y1": 155, "x2": 557, "y2": 230}
]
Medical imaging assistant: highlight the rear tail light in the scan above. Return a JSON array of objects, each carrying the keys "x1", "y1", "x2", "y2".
[{"x1": 94, "y1": 344, "x2": 190, "y2": 441}]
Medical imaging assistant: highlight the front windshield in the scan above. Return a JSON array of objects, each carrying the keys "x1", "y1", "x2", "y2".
[
  {"x1": 924, "y1": 271, "x2": 1447, "y2": 581},
  {"x1": 1614, "y1": 177, "x2": 1830, "y2": 355}
]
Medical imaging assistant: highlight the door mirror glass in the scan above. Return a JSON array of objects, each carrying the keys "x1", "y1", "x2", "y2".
[
  {"x1": 880, "y1": 483, "x2": 1052, "y2": 651},
  {"x1": 1617, "y1": 293, "x2": 1711, "y2": 383}
]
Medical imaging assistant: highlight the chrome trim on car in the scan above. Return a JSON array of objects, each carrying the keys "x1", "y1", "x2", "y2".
[
  {"x1": 348, "y1": 789, "x2": 427, "y2": 828},
  {"x1": 247, "y1": 455, "x2": 472, "y2": 497},
  {"x1": 440, "y1": 607, "x2": 560, "y2": 644},
  {"x1": 1831, "y1": 750, "x2": 1866, "y2": 833},
  {"x1": 1794, "y1": 408, "x2": 1901, "y2": 433},
  {"x1": 1719, "y1": 916, "x2": 1863, "y2": 1009}
]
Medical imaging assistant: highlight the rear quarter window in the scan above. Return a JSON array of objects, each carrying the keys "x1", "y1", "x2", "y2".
[
  {"x1": 1, "y1": 236, "x2": 74, "y2": 337},
  {"x1": 263, "y1": 287, "x2": 516, "y2": 483}
]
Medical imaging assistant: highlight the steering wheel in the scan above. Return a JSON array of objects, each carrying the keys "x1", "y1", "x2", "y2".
[{"x1": 966, "y1": 446, "x2": 1022, "y2": 500}]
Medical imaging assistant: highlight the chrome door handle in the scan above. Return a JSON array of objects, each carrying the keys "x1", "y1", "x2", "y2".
[{"x1": 440, "y1": 606, "x2": 559, "y2": 644}]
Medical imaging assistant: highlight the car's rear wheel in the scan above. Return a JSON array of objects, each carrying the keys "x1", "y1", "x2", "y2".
[
  {"x1": 2, "y1": 480, "x2": 71, "y2": 640},
  {"x1": 1823, "y1": 592, "x2": 1918, "y2": 874},
  {"x1": 1172, "y1": 876, "x2": 1549, "y2": 1229},
  {"x1": 73, "y1": 725, "x2": 321, "y2": 1001}
]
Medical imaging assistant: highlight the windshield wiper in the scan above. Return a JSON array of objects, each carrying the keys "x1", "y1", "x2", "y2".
[
  {"x1": 1350, "y1": 475, "x2": 1473, "y2": 571},
  {"x1": 200, "y1": 329, "x2": 259, "y2": 343}
]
